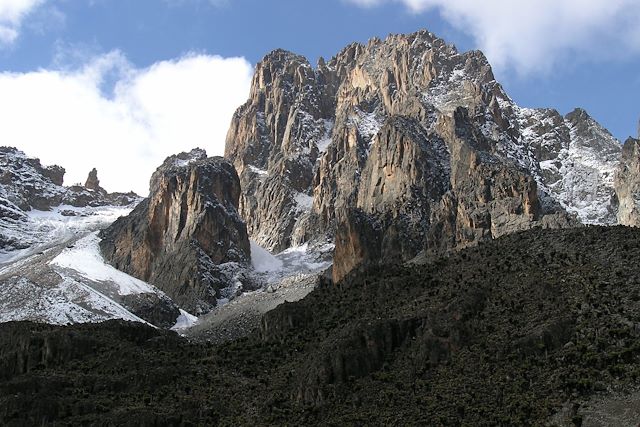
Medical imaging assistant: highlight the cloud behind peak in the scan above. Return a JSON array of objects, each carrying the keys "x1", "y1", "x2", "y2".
[{"x1": 0, "y1": 51, "x2": 253, "y2": 195}]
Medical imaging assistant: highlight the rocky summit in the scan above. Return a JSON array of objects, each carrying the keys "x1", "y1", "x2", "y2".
[
  {"x1": 224, "y1": 30, "x2": 628, "y2": 282},
  {"x1": 99, "y1": 149, "x2": 254, "y2": 315}
]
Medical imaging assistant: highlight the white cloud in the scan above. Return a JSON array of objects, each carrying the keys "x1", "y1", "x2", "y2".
[
  {"x1": 347, "y1": 0, "x2": 640, "y2": 75},
  {"x1": 0, "y1": 51, "x2": 253, "y2": 195},
  {"x1": 0, "y1": 0, "x2": 45, "y2": 46}
]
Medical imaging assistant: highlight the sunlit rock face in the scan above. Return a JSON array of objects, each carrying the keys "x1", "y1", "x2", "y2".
[
  {"x1": 224, "y1": 30, "x2": 625, "y2": 282},
  {"x1": 615, "y1": 138, "x2": 640, "y2": 227}
]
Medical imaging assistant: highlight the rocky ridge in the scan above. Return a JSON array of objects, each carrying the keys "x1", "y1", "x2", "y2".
[
  {"x1": 0, "y1": 147, "x2": 139, "y2": 253},
  {"x1": 0, "y1": 147, "x2": 137, "y2": 212},
  {"x1": 99, "y1": 149, "x2": 254, "y2": 315}
]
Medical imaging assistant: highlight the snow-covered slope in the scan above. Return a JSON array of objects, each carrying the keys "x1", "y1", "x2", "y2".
[
  {"x1": 0, "y1": 204, "x2": 134, "y2": 266},
  {"x1": 0, "y1": 147, "x2": 194, "y2": 329},
  {"x1": 0, "y1": 203, "x2": 191, "y2": 327},
  {"x1": 51, "y1": 232, "x2": 163, "y2": 296}
]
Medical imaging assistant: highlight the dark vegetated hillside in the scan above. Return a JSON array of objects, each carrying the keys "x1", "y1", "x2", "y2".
[{"x1": 2, "y1": 226, "x2": 640, "y2": 426}]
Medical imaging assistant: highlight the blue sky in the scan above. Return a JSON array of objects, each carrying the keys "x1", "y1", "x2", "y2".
[{"x1": 0, "y1": 0, "x2": 639, "y2": 194}]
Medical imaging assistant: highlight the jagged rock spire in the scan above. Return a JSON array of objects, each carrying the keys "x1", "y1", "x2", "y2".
[{"x1": 85, "y1": 168, "x2": 101, "y2": 191}]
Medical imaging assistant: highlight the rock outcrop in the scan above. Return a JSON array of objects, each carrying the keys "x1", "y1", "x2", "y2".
[
  {"x1": 84, "y1": 168, "x2": 101, "y2": 191},
  {"x1": 517, "y1": 107, "x2": 621, "y2": 223},
  {"x1": 224, "y1": 30, "x2": 605, "y2": 281},
  {"x1": 615, "y1": 137, "x2": 640, "y2": 226},
  {"x1": 0, "y1": 147, "x2": 68, "y2": 212},
  {"x1": 99, "y1": 149, "x2": 253, "y2": 314}
]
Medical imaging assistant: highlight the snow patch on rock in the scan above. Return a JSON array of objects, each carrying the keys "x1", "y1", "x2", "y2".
[
  {"x1": 51, "y1": 232, "x2": 157, "y2": 296},
  {"x1": 171, "y1": 309, "x2": 198, "y2": 331},
  {"x1": 250, "y1": 240, "x2": 284, "y2": 273},
  {"x1": 353, "y1": 108, "x2": 384, "y2": 141}
]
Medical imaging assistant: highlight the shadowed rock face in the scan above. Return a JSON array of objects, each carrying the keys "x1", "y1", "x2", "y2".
[
  {"x1": 100, "y1": 149, "x2": 251, "y2": 314},
  {"x1": 615, "y1": 137, "x2": 640, "y2": 226},
  {"x1": 225, "y1": 30, "x2": 600, "y2": 282}
]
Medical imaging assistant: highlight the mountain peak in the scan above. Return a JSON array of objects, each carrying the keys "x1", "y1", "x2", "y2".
[{"x1": 225, "y1": 28, "x2": 628, "y2": 278}]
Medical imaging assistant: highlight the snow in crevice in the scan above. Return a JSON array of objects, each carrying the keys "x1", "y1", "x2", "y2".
[
  {"x1": 250, "y1": 240, "x2": 284, "y2": 272},
  {"x1": 289, "y1": 110, "x2": 328, "y2": 158},
  {"x1": 316, "y1": 119, "x2": 334, "y2": 153},
  {"x1": 294, "y1": 192, "x2": 314, "y2": 212},
  {"x1": 248, "y1": 165, "x2": 269, "y2": 177}
]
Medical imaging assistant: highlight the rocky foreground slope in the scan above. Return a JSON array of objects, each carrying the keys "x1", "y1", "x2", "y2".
[
  {"x1": 2, "y1": 226, "x2": 640, "y2": 425},
  {"x1": 224, "y1": 30, "x2": 630, "y2": 282}
]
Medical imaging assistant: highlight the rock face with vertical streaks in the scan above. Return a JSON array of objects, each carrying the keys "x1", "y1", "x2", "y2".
[
  {"x1": 615, "y1": 138, "x2": 640, "y2": 226},
  {"x1": 100, "y1": 149, "x2": 252, "y2": 314},
  {"x1": 224, "y1": 30, "x2": 631, "y2": 282}
]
